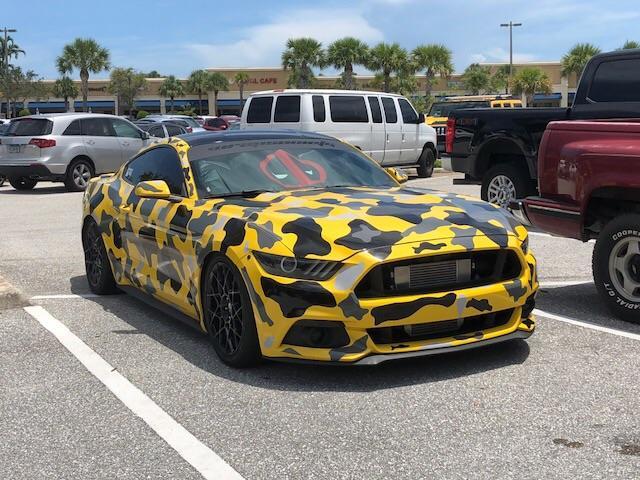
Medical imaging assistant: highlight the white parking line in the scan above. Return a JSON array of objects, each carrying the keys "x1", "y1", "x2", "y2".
[
  {"x1": 534, "y1": 308, "x2": 640, "y2": 341},
  {"x1": 539, "y1": 280, "x2": 593, "y2": 288},
  {"x1": 24, "y1": 305, "x2": 244, "y2": 480},
  {"x1": 31, "y1": 293, "x2": 99, "y2": 300}
]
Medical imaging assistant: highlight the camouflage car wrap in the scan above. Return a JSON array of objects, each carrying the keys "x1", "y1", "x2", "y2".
[{"x1": 82, "y1": 134, "x2": 537, "y2": 364}]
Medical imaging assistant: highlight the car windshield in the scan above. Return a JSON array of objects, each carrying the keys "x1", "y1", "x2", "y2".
[
  {"x1": 188, "y1": 139, "x2": 397, "y2": 197},
  {"x1": 428, "y1": 101, "x2": 491, "y2": 117},
  {"x1": 5, "y1": 118, "x2": 53, "y2": 136}
]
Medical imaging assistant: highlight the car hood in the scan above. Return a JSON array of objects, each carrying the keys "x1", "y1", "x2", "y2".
[{"x1": 214, "y1": 186, "x2": 523, "y2": 260}]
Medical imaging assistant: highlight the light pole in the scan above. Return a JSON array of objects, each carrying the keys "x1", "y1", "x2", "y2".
[
  {"x1": 1, "y1": 27, "x2": 17, "y2": 118},
  {"x1": 500, "y1": 21, "x2": 521, "y2": 94}
]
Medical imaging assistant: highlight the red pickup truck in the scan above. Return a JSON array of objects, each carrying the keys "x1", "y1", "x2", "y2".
[{"x1": 511, "y1": 120, "x2": 640, "y2": 322}]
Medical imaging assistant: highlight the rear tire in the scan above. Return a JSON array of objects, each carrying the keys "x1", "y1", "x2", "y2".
[
  {"x1": 481, "y1": 163, "x2": 533, "y2": 208},
  {"x1": 9, "y1": 176, "x2": 37, "y2": 190},
  {"x1": 82, "y1": 220, "x2": 119, "y2": 295},
  {"x1": 65, "y1": 158, "x2": 94, "y2": 192},
  {"x1": 202, "y1": 255, "x2": 261, "y2": 367},
  {"x1": 592, "y1": 214, "x2": 640, "y2": 323},
  {"x1": 416, "y1": 148, "x2": 435, "y2": 178}
]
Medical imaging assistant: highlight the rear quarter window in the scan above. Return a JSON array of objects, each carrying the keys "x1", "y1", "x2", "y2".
[
  {"x1": 588, "y1": 58, "x2": 640, "y2": 102},
  {"x1": 329, "y1": 96, "x2": 368, "y2": 123},
  {"x1": 247, "y1": 96, "x2": 274, "y2": 123},
  {"x1": 7, "y1": 118, "x2": 53, "y2": 136}
]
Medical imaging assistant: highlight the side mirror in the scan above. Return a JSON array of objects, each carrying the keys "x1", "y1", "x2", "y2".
[
  {"x1": 385, "y1": 167, "x2": 409, "y2": 184},
  {"x1": 134, "y1": 180, "x2": 171, "y2": 199},
  {"x1": 417, "y1": 113, "x2": 425, "y2": 124},
  {"x1": 140, "y1": 130, "x2": 150, "y2": 140}
]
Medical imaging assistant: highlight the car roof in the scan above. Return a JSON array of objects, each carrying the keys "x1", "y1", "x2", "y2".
[
  {"x1": 251, "y1": 88, "x2": 405, "y2": 97},
  {"x1": 17, "y1": 113, "x2": 121, "y2": 120},
  {"x1": 178, "y1": 129, "x2": 337, "y2": 147}
]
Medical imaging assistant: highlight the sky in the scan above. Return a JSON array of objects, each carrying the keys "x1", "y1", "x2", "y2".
[{"x1": 3, "y1": 0, "x2": 639, "y2": 79}]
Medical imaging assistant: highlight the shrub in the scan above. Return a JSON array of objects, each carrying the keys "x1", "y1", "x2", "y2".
[
  {"x1": 136, "y1": 110, "x2": 149, "y2": 119},
  {"x1": 18, "y1": 108, "x2": 31, "y2": 117}
]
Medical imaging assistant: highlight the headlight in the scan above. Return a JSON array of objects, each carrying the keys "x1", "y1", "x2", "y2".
[
  {"x1": 253, "y1": 251, "x2": 342, "y2": 281},
  {"x1": 520, "y1": 235, "x2": 529, "y2": 254}
]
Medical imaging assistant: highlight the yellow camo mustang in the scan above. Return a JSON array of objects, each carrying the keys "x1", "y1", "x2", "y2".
[{"x1": 82, "y1": 131, "x2": 537, "y2": 367}]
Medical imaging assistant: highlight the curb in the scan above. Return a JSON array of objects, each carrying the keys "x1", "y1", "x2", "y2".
[{"x1": 0, "y1": 275, "x2": 29, "y2": 311}]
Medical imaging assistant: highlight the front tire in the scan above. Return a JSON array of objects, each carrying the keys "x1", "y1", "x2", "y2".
[
  {"x1": 9, "y1": 176, "x2": 37, "y2": 190},
  {"x1": 82, "y1": 220, "x2": 119, "y2": 295},
  {"x1": 202, "y1": 255, "x2": 261, "y2": 367},
  {"x1": 416, "y1": 147, "x2": 435, "y2": 178},
  {"x1": 481, "y1": 163, "x2": 533, "y2": 208},
  {"x1": 593, "y1": 214, "x2": 640, "y2": 323},
  {"x1": 65, "y1": 158, "x2": 94, "y2": 192}
]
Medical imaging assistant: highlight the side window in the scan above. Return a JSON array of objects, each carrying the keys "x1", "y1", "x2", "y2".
[
  {"x1": 274, "y1": 95, "x2": 301, "y2": 122},
  {"x1": 329, "y1": 96, "x2": 368, "y2": 123},
  {"x1": 82, "y1": 118, "x2": 114, "y2": 136},
  {"x1": 165, "y1": 124, "x2": 183, "y2": 136},
  {"x1": 381, "y1": 97, "x2": 398, "y2": 123},
  {"x1": 148, "y1": 125, "x2": 165, "y2": 138},
  {"x1": 368, "y1": 96, "x2": 383, "y2": 123},
  {"x1": 112, "y1": 119, "x2": 142, "y2": 138},
  {"x1": 312, "y1": 95, "x2": 326, "y2": 122},
  {"x1": 398, "y1": 98, "x2": 418, "y2": 124},
  {"x1": 247, "y1": 96, "x2": 273, "y2": 123},
  {"x1": 124, "y1": 146, "x2": 186, "y2": 196},
  {"x1": 63, "y1": 120, "x2": 82, "y2": 136},
  {"x1": 588, "y1": 58, "x2": 640, "y2": 102}
]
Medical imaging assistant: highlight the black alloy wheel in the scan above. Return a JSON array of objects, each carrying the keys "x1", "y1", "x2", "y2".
[{"x1": 82, "y1": 220, "x2": 118, "y2": 295}]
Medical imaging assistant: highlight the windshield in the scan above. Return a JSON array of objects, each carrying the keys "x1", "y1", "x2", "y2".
[
  {"x1": 428, "y1": 101, "x2": 491, "y2": 117},
  {"x1": 5, "y1": 118, "x2": 53, "y2": 136},
  {"x1": 189, "y1": 139, "x2": 397, "y2": 197}
]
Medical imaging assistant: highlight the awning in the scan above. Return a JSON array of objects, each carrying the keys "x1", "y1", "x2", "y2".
[
  {"x1": 73, "y1": 100, "x2": 115, "y2": 108},
  {"x1": 533, "y1": 93, "x2": 562, "y2": 101},
  {"x1": 168, "y1": 99, "x2": 206, "y2": 107},
  {"x1": 217, "y1": 99, "x2": 240, "y2": 106},
  {"x1": 135, "y1": 100, "x2": 161, "y2": 108},
  {"x1": 28, "y1": 101, "x2": 66, "y2": 109}
]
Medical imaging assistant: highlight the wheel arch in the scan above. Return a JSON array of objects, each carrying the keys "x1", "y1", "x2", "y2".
[
  {"x1": 475, "y1": 138, "x2": 532, "y2": 179},
  {"x1": 66, "y1": 155, "x2": 96, "y2": 175},
  {"x1": 584, "y1": 187, "x2": 640, "y2": 239}
]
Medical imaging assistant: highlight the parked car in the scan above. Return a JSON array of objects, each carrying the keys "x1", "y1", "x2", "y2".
[
  {"x1": 241, "y1": 89, "x2": 438, "y2": 177},
  {"x1": 447, "y1": 49, "x2": 640, "y2": 207},
  {"x1": 82, "y1": 130, "x2": 537, "y2": 367},
  {"x1": 202, "y1": 117, "x2": 229, "y2": 131},
  {"x1": 136, "y1": 121, "x2": 188, "y2": 138},
  {"x1": 141, "y1": 114, "x2": 205, "y2": 133},
  {"x1": 511, "y1": 119, "x2": 640, "y2": 322},
  {"x1": 0, "y1": 113, "x2": 151, "y2": 191}
]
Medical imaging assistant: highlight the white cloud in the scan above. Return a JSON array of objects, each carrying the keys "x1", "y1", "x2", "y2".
[
  {"x1": 188, "y1": 8, "x2": 384, "y2": 68},
  {"x1": 469, "y1": 47, "x2": 537, "y2": 65}
]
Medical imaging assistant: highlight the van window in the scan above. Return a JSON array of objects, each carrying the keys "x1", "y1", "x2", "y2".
[
  {"x1": 367, "y1": 97, "x2": 382, "y2": 123},
  {"x1": 398, "y1": 98, "x2": 418, "y2": 123},
  {"x1": 247, "y1": 96, "x2": 273, "y2": 123},
  {"x1": 381, "y1": 97, "x2": 397, "y2": 123},
  {"x1": 329, "y1": 96, "x2": 368, "y2": 123},
  {"x1": 588, "y1": 58, "x2": 640, "y2": 102},
  {"x1": 312, "y1": 95, "x2": 325, "y2": 122},
  {"x1": 274, "y1": 95, "x2": 301, "y2": 122}
]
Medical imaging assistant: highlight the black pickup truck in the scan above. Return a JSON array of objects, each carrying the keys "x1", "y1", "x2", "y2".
[{"x1": 446, "y1": 49, "x2": 640, "y2": 207}]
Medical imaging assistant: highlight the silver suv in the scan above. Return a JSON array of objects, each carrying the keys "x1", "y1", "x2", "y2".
[{"x1": 0, "y1": 113, "x2": 152, "y2": 191}]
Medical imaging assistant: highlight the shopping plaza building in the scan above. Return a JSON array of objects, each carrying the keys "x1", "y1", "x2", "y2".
[{"x1": 6, "y1": 62, "x2": 579, "y2": 117}]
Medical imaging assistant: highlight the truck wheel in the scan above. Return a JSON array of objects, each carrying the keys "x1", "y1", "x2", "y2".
[
  {"x1": 481, "y1": 164, "x2": 532, "y2": 208},
  {"x1": 592, "y1": 214, "x2": 640, "y2": 323},
  {"x1": 9, "y1": 176, "x2": 37, "y2": 190},
  {"x1": 416, "y1": 148, "x2": 435, "y2": 178}
]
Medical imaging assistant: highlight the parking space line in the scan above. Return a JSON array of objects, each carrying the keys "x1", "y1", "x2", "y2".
[
  {"x1": 23, "y1": 305, "x2": 244, "y2": 480},
  {"x1": 539, "y1": 280, "x2": 592, "y2": 288},
  {"x1": 534, "y1": 308, "x2": 640, "y2": 341},
  {"x1": 31, "y1": 294, "x2": 99, "y2": 300}
]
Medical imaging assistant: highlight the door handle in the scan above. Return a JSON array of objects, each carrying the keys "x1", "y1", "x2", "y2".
[
  {"x1": 386, "y1": 133, "x2": 390, "y2": 143},
  {"x1": 120, "y1": 205, "x2": 131, "y2": 213},
  {"x1": 121, "y1": 141, "x2": 130, "y2": 147},
  {"x1": 86, "y1": 140, "x2": 95, "y2": 145},
  {"x1": 402, "y1": 133, "x2": 406, "y2": 142}
]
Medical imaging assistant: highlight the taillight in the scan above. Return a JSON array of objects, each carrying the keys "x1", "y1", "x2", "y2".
[
  {"x1": 29, "y1": 138, "x2": 56, "y2": 148},
  {"x1": 445, "y1": 118, "x2": 455, "y2": 154}
]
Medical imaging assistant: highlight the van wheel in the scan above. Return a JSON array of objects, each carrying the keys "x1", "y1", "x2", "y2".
[
  {"x1": 593, "y1": 214, "x2": 640, "y2": 323},
  {"x1": 417, "y1": 148, "x2": 435, "y2": 178},
  {"x1": 9, "y1": 176, "x2": 37, "y2": 190},
  {"x1": 481, "y1": 163, "x2": 532, "y2": 208},
  {"x1": 65, "y1": 158, "x2": 94, "y2": 192}
]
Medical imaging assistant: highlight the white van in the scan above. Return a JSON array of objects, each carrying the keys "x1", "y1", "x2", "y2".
[{"x1": 240, "y1": 89, "x2": 438, "y2": 177}]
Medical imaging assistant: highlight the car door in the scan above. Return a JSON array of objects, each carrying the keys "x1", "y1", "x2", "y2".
[
  {"x1": 120, "y1": 145, "x2": 193, "y2": 313},
  {"x1": 367, "y1": 96, "x2": 385, "y2": 163},
  {"x1": 110, "y1": 118, "x2": 146, "y2": 163},
  {"x1": 398, "y1": 97, "x2": 420, "y2": 164},
  {"x1": 82, "y1": 118, "x2": 124, "y2": 173},
  {"x1": 380, "y1": 97, "x2": 402, "y2": 165}
]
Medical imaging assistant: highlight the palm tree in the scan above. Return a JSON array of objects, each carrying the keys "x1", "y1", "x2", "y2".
[
  {"x1": 281, "y1": 38, "x2": 324, "y2": 88},
  {"x1": 159, "y1": 75, "x2": 184, "y2": 113},
  {"x1": 52, "y1": 76, "x2": 78, "y2": 112},
  {"x1": 0, "y1": 35, "x2": 25, "y2": 67},
  {"x1": 208, "y1": 72, "x2": 229, "y2": 116},
  {"x1": 367, "y1": 43, "x2": 409, "y2": 93},
  {"x1": 411, "y1": 44, "x2": 453, "y2": 99},
  {"x1": 561, "y1": 43, "x2": 601, "y2": 79},
  {"x1": 187, "y1": 69, "x2": 211, "y2": 115},
  {"x1": 461, "y1": 63, "x2": 491, "y2": 95},
  {"x1": 325, "y1": 37, "x2": 369, "y2": 90},
  {"x1": 512, "y1": 67, "x2": 552, "y2": 106},
  {"x1": 233, "y1": 72, "x2": 250, "y2": 113},
  {"x1": 489, "y1": 64, "x2": 513, "y2": 94},
  {"x1": 56, "y1": 38, "x2": 110, "y2": 112},
  {"x1": 621, "y1": 40, "x2": 640, "y2": 49}
]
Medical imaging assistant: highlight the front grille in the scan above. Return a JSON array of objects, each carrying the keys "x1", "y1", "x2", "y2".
[
  {"x1": 368, "y1": 308, "x2": 514, "y2": 344},
  {"x1": 355, "y1": 249, "x2": 521, "y2": 298}
]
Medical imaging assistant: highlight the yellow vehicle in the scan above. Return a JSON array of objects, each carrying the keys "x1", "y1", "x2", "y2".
[
  {"x1": 82, "y1": 131, "x2": 537, "y2": 367},
  {"x1": 427, "y1": 96, "x2": 522, "y2": 152}
]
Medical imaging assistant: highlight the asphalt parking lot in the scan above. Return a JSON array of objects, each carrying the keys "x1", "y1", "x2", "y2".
[{"x1": 1, "y1": 172, "x2": 639, "y2": 480}]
